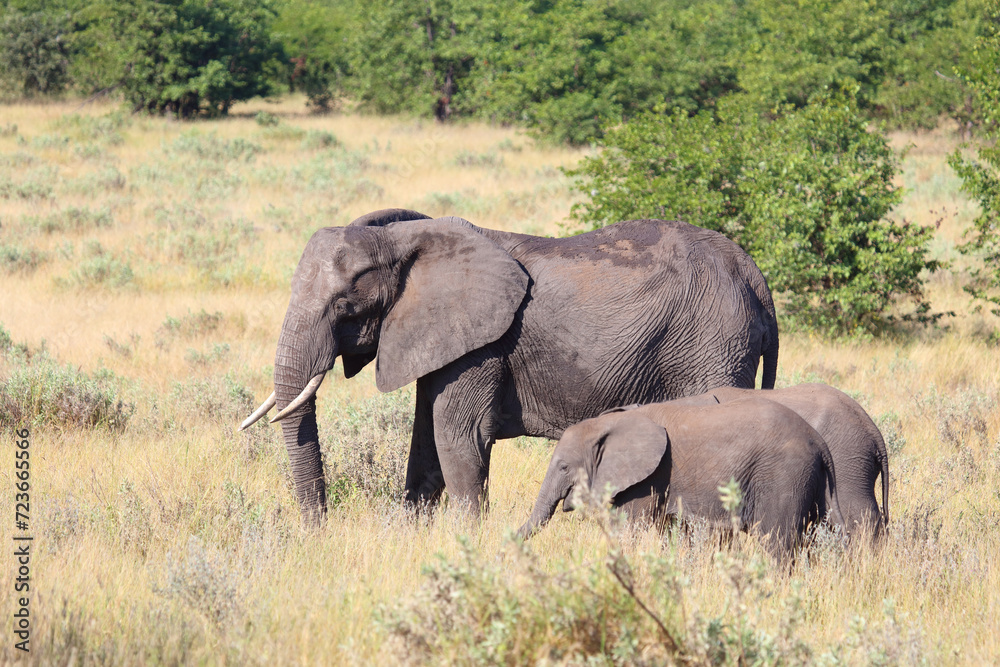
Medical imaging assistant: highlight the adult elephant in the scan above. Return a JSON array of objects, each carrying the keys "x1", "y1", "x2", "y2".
[{"x1": 240, "y1": 208, "x2": 779, "y2": 524}]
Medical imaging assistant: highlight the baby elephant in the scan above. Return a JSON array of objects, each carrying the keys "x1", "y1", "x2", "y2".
[
  {"x1": 706, "y1": 384, "x2": 888, "y2": 542},
  {"x1": 517, "y1": 397, "x2": 844, "y2": 560}
]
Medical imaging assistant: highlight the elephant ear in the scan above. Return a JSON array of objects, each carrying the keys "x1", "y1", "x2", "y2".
[
  {"x1": 591, "y1": 415, "x2": 669, "y2": 501},
  {"x1": 375, "y1": 217, "x2": 530, "y2": 392},
  {"x1": 342, "y1": 351, "x2": 377, "y2": 378},
  {"x1": 599, "y1": 403, "x2": 642, "y2": 416},
  {"x1": 348, "y1": 208, "x2": 431, "y2": 227}
]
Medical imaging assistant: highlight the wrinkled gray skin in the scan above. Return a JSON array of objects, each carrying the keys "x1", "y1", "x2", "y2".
[
  {"x1": 254, "y1": 208, "x2": 779, "y2": 524},
  {"x1": 518, "y1": 397, "x2": 844, "y2": 561},
  {"x1": 678, "y1": 383, "x2": 889, "y2": 543}
]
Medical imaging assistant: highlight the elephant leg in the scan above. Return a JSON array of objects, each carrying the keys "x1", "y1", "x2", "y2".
[
  {"x1": 837, "y1": 492, "x2": 884, "y2": 545},
  {"x1": 427, "y1": 361, "x2": 504, "y2": 517},
  {"x1": 404, "y1": 377, "x2": 445, "y2": 510}
]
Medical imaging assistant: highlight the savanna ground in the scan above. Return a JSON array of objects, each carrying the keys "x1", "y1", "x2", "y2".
[{"x1": 0, "y1": 97, "x2": 998, "y2": 665}]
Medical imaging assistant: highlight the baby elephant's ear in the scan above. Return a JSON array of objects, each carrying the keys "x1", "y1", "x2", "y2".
[
  {"x1": 591, "y1": 415, "x2": 669, "y2": 501},
  {"x1": 599, "y1": 403, "x2": 642, "y2": 416}
]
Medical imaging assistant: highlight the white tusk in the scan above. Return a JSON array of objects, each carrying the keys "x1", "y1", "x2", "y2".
[
  {"x1": 239, "y1": 392, "x2": 276, "y2": 431},
  {"x1": 270, "y1": 372, "x2": 326, "y2": 424}
]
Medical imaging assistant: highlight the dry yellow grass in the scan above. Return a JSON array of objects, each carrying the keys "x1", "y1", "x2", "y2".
[{"x1": 0, "y1": 98, "x2": 998, "y2": 665}]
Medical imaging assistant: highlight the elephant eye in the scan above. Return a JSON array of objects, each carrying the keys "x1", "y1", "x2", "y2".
[{"x1": 558, "y1": 461, "x2": 569, "y2": 472}]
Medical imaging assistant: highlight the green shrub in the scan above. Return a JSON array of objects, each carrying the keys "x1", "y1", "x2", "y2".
[
  {"x1": 66, "y1": 242, "x2": 134, "y2": 288},
  {"x1": 0, "y1": 352, "x2": 134, "y2": 432},
  {"x1": 169, "y1": 373, "x2": 254, "y2": 424},
  {"x1": 569, "y1": 94, "x2": 940, "y2": 334},
  {"x1": 157, "y1": 309, "x2": 224, "y2": 344},
  {"x1": 0, "y1": 9, "x2": 72, "y2": 99},
  {"x1": 169, "y1": 132, "x2": 263, "y2": 162},
  {"x1": 321, "y1": 391, "x2": 413, "y2": 505},
  {"x1": 254, "y1": 110, "x2": 279, "y2": 127},
  {"x1": 453, "y1": 150, "x2": 503, "y2": 169},
  {"x1": 301, "y1": 130, "x2": 339, "y2": 150},
  {"x1": 82, "y1": 0, "x2": 284, "y2": 117},
  {"x1": 273, "y1": 0, "x2": 354, "y2": 111},
  {"x1": 736, "y1": 0, "x2": 892, "y2": 111},
  {"x1": 948, "y1": 0, "x2": 1000, "y2": 315},
  {"x1": 0, "y1": 243, "x2": 48, "y2": 274},
  {"x1": 875, "y1": 0, "x2": 983, "y2": 130},
  {"x1": 51, "y1": 111, "x2": 132, "y2": 145},
  {"x1": 184, "y1": 343, "x2": 230, "y2": 366},
  {"x1": 23, "y1": 206, "x2": 114, "y2": 234}
]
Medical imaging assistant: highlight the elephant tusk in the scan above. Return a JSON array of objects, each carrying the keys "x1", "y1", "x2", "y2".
[
  {"x1": 239, "y1": 392, "x2": 276, "y2": 431},
  {"x1": 270, "y1": 372, "x2": 326, "y2": 424}
]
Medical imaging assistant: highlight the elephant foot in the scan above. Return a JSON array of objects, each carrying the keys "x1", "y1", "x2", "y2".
[{"x1": 403, "y1": 474, "x2": 446, "y2": 516}]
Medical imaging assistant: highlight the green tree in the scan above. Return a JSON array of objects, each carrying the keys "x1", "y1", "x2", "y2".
[
  {"x1": 471, "y1": 0, "x2": 737, "y2": 144},
  {"x1": 569, "y1": 95, "x2": 941, "y2": 334},
  {"x1": 346, "y1": 0, "x2": 487, "y2": 120},
  {"x1": 272, "y1": 0, "x2": 356, "y2": 111},
  {"x1": 876, "y1": 0, "x2": 983, "y2": 130},
  {"x1": 79, "y1": 0, "x2": 284, "y2": 117},
  {"x1": 736, "y1": 0, "x2": 893, "y2": 111},
  {"x1": 0, "y1": 8, "x2": 73, "y2": 98},
  {"x1": 948, "y1": 0, "x2": 1000, "y2": 314}
]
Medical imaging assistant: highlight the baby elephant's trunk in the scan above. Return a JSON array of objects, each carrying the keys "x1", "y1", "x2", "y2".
[{"x1": 517, "y1": 472, "x2": 565, "y2": 540}]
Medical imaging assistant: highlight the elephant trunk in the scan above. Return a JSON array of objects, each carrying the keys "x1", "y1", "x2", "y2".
[
  {"x1": 274, "y1": 313, "x2": 333, "y2": 526},
  {"x1": 517, "y1": 471, "x2": 567, "y2": 540}
]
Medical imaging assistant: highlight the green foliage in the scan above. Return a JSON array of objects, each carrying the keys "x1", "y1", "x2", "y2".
[
  {"x1": 346, "y1": 0, "x2": 738, "y2": 144},
  {"x1": 81, "y1": 0, "x2": 284, "y2": 117},
  {"x1": 737, "y1": 0, "x2": 892, "y2": 111},
  {"x1": 876, "y1": 0, "x2": 983, "y2": 130},
  {"x1": 168, "y1": 132, "x2": 263, "y2": 162},
  {"x1": 0, "y1": 349, "x2": 134, "y2": 432},
  {"x1": 0, "y1": 242, "x2": 48, "y2": 274},
  {"x1": 948, "y1": 0, "x2": 1000, "y2": 315},
  {"x1": 65, "y1": 241, "x2": 135, "y2": 288},
  {"x1": 346, "y1": 0, "x2": 485, "y2": 121},
  {"x1": 570, "y1": 95, "x2": 940, "y2": 334},
  {"x1": 0, "y1": 9, "x2": 73, "y2": 98},
  {"x1": 320, "y1": 391, "x2": 413, "y2": 506},
  {"x1": 272, "y1": 0, "x2": 355, "y2": 110},
  {"x1": 22, "y1": 206, "x2": 114, "y2": 234}
]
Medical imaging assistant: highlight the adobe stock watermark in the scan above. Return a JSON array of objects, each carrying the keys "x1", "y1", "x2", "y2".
[{"x1": 13, "y1": 427, "x2": 32, "y2": 653}]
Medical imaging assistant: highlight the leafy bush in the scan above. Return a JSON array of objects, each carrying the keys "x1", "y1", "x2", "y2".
[
  {"x1": 736, "y1": 0, "x2": 892, "y2": 111},
  {"x1": 948, "y1": 0, "x2": 1000, "y2": 315},
  {"x1": 65, "y1": 241, "x2": 134, "y2": 288},
  {"x1": 169, "y1": 132, "x2": 263, "y2": 162},
  {"x1": 169, "y1": 373, "x2": 254, "y2": 424},
  {"x1": 272, "y1": 0, "x2": 353, "y2": 111},
  {"x1": 51, "y1": 111, "x2": 132, "y2": 144},
  {"x1": 0, "y1": 243, "x2": 48, "y2": 274},
  {"x1": 321, "y1": 391, "x2": 413, "y2": 505},
  {"x1": 569, "y1": 94, "x2": 940, "y2": 334},
  {"x1": 0, "y1": 9, "x2": 72, "y2": 99},
  {"x1": 875, "y1": 0, "x2": 983, "y2": 130},
  {"x1": 157, "y1": 309, "x2": 224, "y2": 342},
  {"x1": 301, "y1": 130, "x2": 339, "y2": 150},
  {"x1": 83, "y1": 0, "x2": 284, "y2": 117},
  {"x1": 184, "y1": 343, "x2": 230, "y2": 366},
  {"x1": 23, "y1": 206, "x2": 114, "y2": 234},
  {"x1": 0, "y1": 351, "x2": 134, "y2": 432}
]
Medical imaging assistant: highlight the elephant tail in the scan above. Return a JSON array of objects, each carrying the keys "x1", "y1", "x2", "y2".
[
  {"x1": 819, "y1": 441, "x2": 847, "y2": 538},
  {"x1": 749, "y1": 259, "x2": 779, "y2": 389},
  {"x1": 761, "y1": 334, "x2": 778, "y2": 390},
  {"x1": 877, "y1": 431, "x2": 890, "y2": 526}
]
